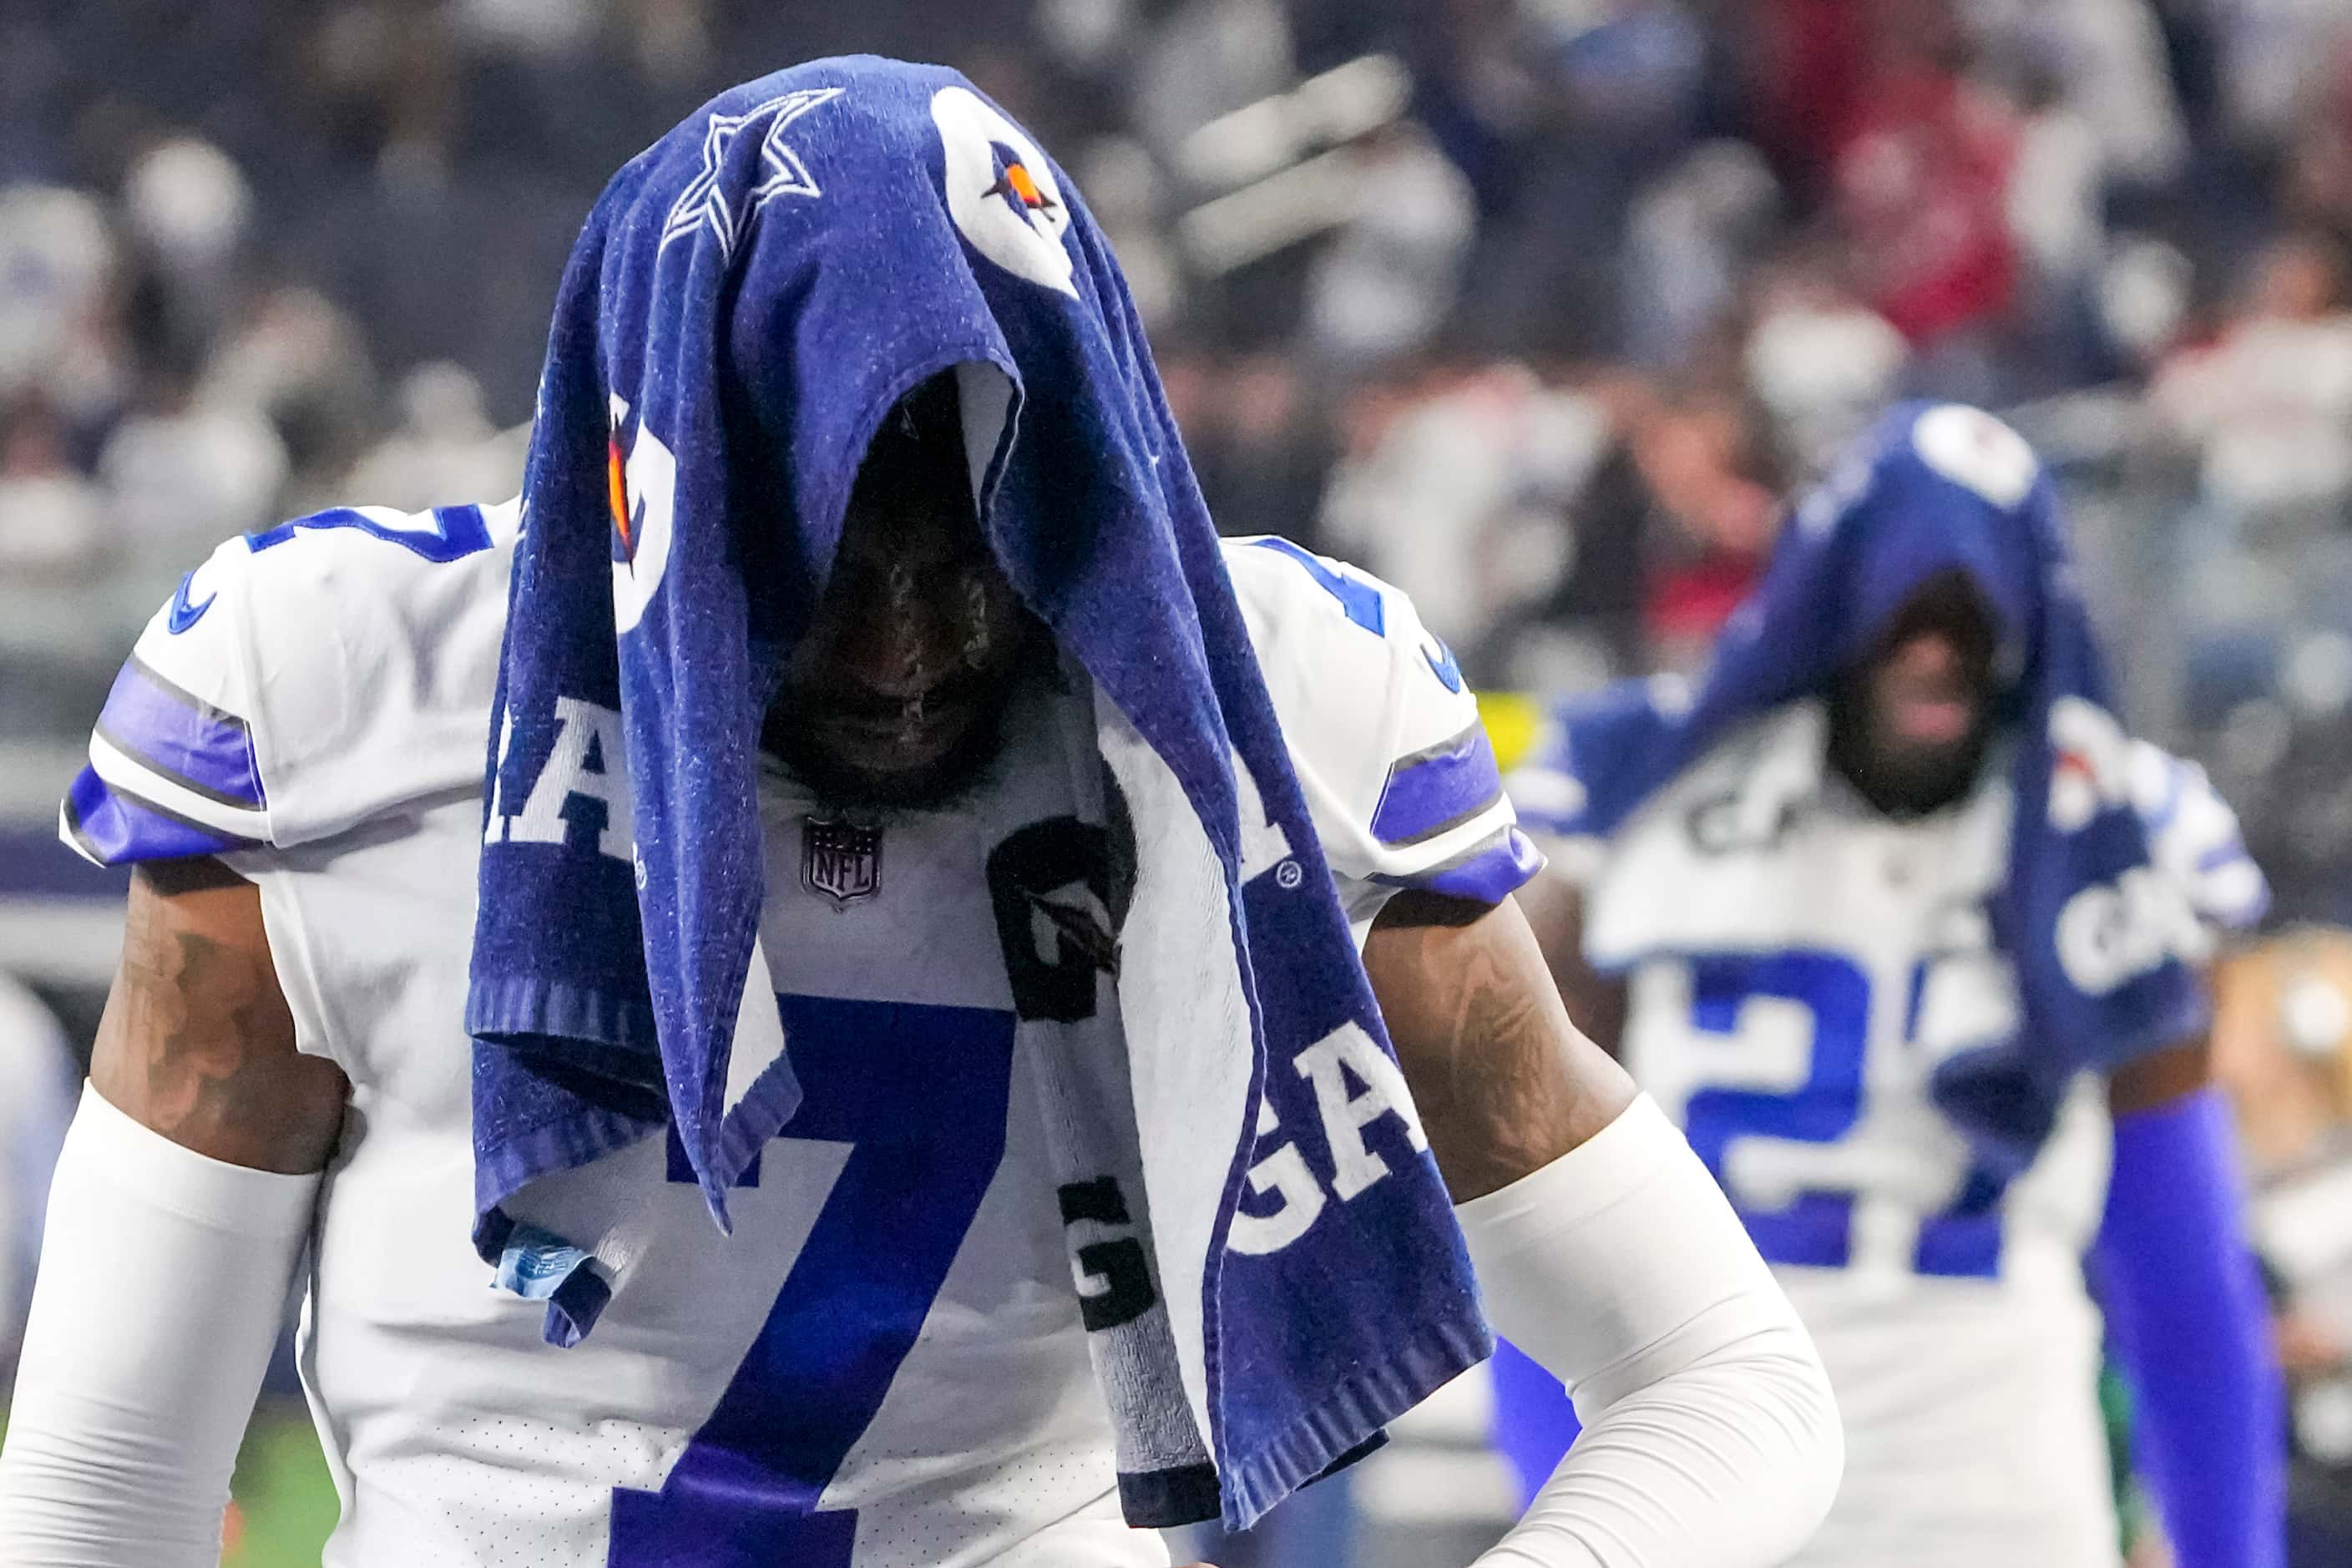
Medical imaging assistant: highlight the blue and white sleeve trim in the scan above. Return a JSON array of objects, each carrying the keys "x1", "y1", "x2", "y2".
[
  {"x1": 1366, "y1": 723, "x2": 1545, "y2": 906},
  {"x1": 59, "y1": 655, "x2": 268, "y2": 866}
]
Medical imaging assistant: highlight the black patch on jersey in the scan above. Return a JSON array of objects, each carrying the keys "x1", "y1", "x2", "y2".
[
  {"x1": 1057, "y1": 1176, "x2": 1157, "y2": 1333},
  {"x1": 986, "y1": 814, "x2": 1126, "y2": 1022},
  {"x1": 1683, "y1": 788, "x2": 1799, "y2": 857}
]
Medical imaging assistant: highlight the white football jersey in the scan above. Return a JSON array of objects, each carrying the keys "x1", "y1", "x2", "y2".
[
  {"x1": 1565, "y1": 701, "x2": 2251, "y2": 1568},
  {"x1": 63, "y1": 509, "x2": 1527, "y2": 1568}
]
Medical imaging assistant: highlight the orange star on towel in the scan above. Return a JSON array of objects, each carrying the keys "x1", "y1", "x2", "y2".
[{"x1": 609, "y1": 435, "x2": 635, "y2": 563}]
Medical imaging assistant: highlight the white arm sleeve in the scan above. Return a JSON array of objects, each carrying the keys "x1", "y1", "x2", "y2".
[
  {"x1": 1461, "y1": 1096, "x2": 1843, "y2": 1568},
  {"x1": 0, "y1": 1085, "x2": 318, "y2": 1568}
]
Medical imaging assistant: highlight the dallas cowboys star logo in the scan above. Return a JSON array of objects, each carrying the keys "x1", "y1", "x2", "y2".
[{"x1": 660, "y1": 86, "x2": 845, "y2": 259}]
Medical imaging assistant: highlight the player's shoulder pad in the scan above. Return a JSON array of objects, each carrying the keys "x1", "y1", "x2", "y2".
[
  {"x1": 62, "y1": 501, "x2": 518, "y2": 867},
  {"x1": 63, "y1": 529, "x2": 277, "y2": 866},
  {"x1": 1223, "y1": 534, "x2": 1474, "y2": 802},
  {"x1": 1223, "y1": 536, "x2": 1538, "y2": 901}
]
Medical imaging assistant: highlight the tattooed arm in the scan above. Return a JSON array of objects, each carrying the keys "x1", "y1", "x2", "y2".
[
  {"x1": 90, "y1": 857, "x2": 347, "y2": 1171},
  {"x1": 1365, "y1": 893, "x2": 1841, "y2": 1568},
  {"x1": 1363, "y1": 890, "x2": 1634, "y2": 1200},
  {"x1": 1510, "y1": 867, "x2": 1629, "y2": 1064},
  {"x1": 0, "y1": 859, "x2": 344, "y2": 1566}
]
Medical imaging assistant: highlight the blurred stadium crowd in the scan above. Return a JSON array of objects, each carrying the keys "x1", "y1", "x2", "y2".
[
  {"x1": 11, "y1": 0, "x2": 2352, "y2": 1562},
  {"x1": 14, "y1": 0, "x2": 2352, "y2": 906}
]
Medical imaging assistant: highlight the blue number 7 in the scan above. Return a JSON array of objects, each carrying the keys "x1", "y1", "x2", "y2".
[
  {"x1": 608, "y1": 994, "x2": 1017, "y2": 1565},
  {"x1": 1681, "y1": 951, "x2": 2006, "y2": 1279}
]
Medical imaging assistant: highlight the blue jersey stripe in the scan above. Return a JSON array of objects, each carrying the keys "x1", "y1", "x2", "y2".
[
  {"x1": 95, "y1": 655, "x2": 265, "y2": 811},
  {"x1": 1244, "y1": 537, "x2": 1386, "y2": 636},
  {"x1": 245, "y1": 503, "x2": 494, "y2": 563},
  {"x1": 1371, "y1": 827, "x2": 1544, "y2": 906},
  {"x1": 62, "y1": 768, "x2": 259, "y2": 867},
  {"x1": 2196, "y1": 841, "x2": 2253, "y2": 876},
  {"x1": 1370, "y1": 723, "x2": 1505, "y2": 847}
]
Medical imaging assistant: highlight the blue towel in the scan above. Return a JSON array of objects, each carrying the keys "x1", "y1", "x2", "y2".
[
  {"x1": 1517, "y1": 402, "x2": 2208, "y2": 1168},
  {"x1": 467, "y1": 56, "x2": 1485, "y2": 1529}
]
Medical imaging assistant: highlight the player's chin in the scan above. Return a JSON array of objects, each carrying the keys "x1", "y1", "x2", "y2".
[
  {"x1": 822, "y1": 716, "x2": 968, "y2": 778},
  {"x1": 792, "y1": 717, "x2": 1003, "y2": 812},
  {"x1": 1867, "y1": 739, "x2": 1982, "y2": 814}
]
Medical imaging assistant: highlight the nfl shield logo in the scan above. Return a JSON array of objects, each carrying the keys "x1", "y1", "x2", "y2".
[{"x1": 802, "y1": 817, "x2": 883, "y2": 906}]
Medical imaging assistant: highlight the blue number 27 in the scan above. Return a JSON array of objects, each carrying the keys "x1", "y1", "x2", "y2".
[
  {"x1": 608, "y1": 994, "x2": 1017, "y2": 1565},
  {"x1": 1680, "y1": 951, "x2": 2007, "y2": 1279}
]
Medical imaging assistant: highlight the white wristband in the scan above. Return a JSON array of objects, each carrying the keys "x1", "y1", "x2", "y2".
[
  {"x1": 0, "y1": 1085, "x2": 319, "y2": 1568},
  {"x1": 1459, "y1": 1095, "x2": 1843, "y2": 1567}
]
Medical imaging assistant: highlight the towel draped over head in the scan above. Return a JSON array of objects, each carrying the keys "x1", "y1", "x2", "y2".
[
  {"x1": 1520, "y1": 401, "x2": 2212, "y2": 1168},
  {"x1": 466, "y1": 55, "x2": 1487, "y2": 1530}
]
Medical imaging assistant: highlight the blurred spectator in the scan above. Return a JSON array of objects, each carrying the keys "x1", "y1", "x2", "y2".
[
  {"x1": 1830, "y1": 1, "x2": 2021, "y2": 398},
  {"x1": 2006, "y1": 58, "x2": 2120, "y2": 390},
  {"x1": 1490, "y1": 370, "x2": 1657, "y2": 690},
  {"x1": 0, "y1": 973, "x2": 75, "y2": 1393},
  {"x1": 622, "y1": 0, "x2": 719, "y2": 88},
  {"x1": 0, "y1": 400, "x2": 106, "y2": 569},
  {"x1": 1182, "y1": 352, "x2": 1335, "y2": 545},
  {"x1": 1423, "y1": 0, "x2": 1713, "y2": 359},
  {"x1": 1319, "y1": 357, "x2": 1611, "y2": 675},
  {"x1": 2203, "y1": 639, "x2": 2352, "y2": 928},
  {"x1": 2281, "y1": 104, "x2": 2352, "y2": 249},
  {"x1": 2152, "y1": 233, "x2": 2352, "y2": 518},
  {"x1": 2101, "y1": 234, "x2": 2198, "y2": 368},
  {"x1": 1965, "y1": 0, "x2": 2188, "y2": 190},
  {"x1": 1738, "y1": 0, "x2": 1874, "y2": 192},
  {"x1": 0, "y1": 185, "x2": 119, "y2": 416},
  {"x1": 2209, "y1": 931, "x2": 2352, "y2": 1563},
  {"x1": 2215, "y1": 0, "x2": 2352, "y2": 153},
  {"x1": 2213, "y1": 929, "x2": 2352, "y2": 1168},
  {"x1": 1536, "y1": 0, "x2": 1709, "y2": 154},
  {"x1": 1740, "y1": 245, "x2": 1911, "y2": 476},
  {"x1": 1134, "y1": 0, "x2": 1296, "y2": 164},
  {"x1": 301, "y1": 0, "x2": 461, "y2": 180},
  {"x1": 449, "y1": 0, "x2": 604, "y2": 61},
  {"x1": 338, "y1": 361, "x2": 523, "y2": 513},
  {"x1": 96, "y1": 375, "x2": 289, "y2": 551},
  {"x1": 1621, "y1": 140, "x2": 1783, "y2": 373},
  {"x1": 1077, "y1": 137, "x2": 1180, "y2": 328},
  {"x1": 200, "y1": 284, "x2": 382, "y2": 503},
  {"x1": 1304, "y1": 123, "x2": 1476, "y2": 370},
  {"x1": 1622, "y1": 388, "x2": 1779, "y2": 673},
  {"x1": 120, "y1": 136, "x2": 253, "y2": 365}
]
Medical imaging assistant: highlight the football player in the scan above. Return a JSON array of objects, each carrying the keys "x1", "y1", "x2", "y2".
[
  {"x1": 0, "y1": 62, "x2": 1839, "y2": 1568},
  {"x1": 1499, "y1": 401, "x2": 2282, "y2": 1567}
]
